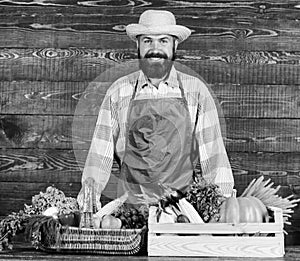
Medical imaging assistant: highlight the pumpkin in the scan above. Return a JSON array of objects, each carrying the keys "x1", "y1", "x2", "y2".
[{"x1": 219, "y1": 195, "x2": 269, "y2": 224}]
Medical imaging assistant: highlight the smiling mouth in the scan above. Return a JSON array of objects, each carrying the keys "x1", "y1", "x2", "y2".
[{"x1": 147, "y1": 57, "x2": 164, "y2": 62}]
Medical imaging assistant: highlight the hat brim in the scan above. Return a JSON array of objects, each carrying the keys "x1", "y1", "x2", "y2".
[{"x1": 126, "y1": 24, "x2": 191, "y2": 43}]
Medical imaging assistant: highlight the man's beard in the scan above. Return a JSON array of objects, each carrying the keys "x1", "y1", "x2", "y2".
[{"x1": 138, "y1": 49, "x2": 176, "y2": 79}]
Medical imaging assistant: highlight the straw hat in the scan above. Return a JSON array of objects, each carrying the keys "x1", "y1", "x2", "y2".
[{"x1": 126, "y1": 10, "x2": 191, "y2": 43}]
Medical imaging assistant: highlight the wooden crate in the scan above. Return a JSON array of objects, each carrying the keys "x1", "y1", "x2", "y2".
[{"x1": 148, "y1": 206, "x2": 285, "y2": 257}]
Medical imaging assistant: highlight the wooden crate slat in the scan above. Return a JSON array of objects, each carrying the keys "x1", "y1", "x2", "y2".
[
  {"x1": 148, "y1": 235, "x2": 284, "y2": 257},
  {"x1": 149, "y1": 222, "x2": 283, "y2": 234},
  {"x1": 148, "y1": 206, "x2": 283, "y2": 234},
  {"x1": 148, "y1": 207, "x2": 285, "y2": 257}
]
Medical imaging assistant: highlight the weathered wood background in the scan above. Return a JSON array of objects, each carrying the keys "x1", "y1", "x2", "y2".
[{"x1": 0, "y1": 0, "x2": 300, "y2": 245}]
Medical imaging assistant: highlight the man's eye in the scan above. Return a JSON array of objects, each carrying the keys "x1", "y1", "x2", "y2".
[
  {"x1": 160, "y1": 39, "x2": 169, "y2": 44},
  {"x1": 143, "y1": 39, "x2": 151, "y2": 44}
]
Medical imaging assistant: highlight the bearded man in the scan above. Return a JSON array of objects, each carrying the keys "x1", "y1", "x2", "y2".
[{"x1": 77, "y1": 10, "x2": 234, "y2": 210}]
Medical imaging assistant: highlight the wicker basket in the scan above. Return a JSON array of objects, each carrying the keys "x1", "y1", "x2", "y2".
[
  {"x1": 38, "y1": 225, "x2": 147, "y2": 255},
  {"x1": 36, "y1": 181, "x2": 146, "y2": 255}
]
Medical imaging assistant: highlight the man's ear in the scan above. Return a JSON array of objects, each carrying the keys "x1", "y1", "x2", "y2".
[
  {"x1": 135, "y1": 36, "x2": 140, "y2": 49},
  {"x1": 174, "y1": 38, "x2": 179, "y2": 51}
]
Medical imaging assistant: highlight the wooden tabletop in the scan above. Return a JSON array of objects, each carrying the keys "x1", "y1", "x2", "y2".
[{"x1": 1, "y1": 243, "x2": 300, "y2": 261}]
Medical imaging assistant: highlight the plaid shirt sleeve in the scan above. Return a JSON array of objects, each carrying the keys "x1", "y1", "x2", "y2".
[
  {"x1": 77, "y1": 90, "x2": 119, "y2": 210},
  {"x1": 196, "y1": 82, "x2": 234, "y2": 197}
]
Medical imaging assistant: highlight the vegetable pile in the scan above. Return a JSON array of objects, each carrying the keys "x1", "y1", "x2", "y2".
[
  {"x1": 136, "y1": 184, "x2": 206, "y2": 224},
  {"x1": 140, "y1": 178, "x2": 224, "y2": 224},
  {"x1": 1, "y1": 175, "x2": 299, "y2": 251},
  {"x1": 112, "y1": 204, "x2": 148, "y2": 229},
  {"x1": 0, "y1": 186, "x2": 79, "y2": 251},
  {"x1": 0, "y1": 188, "x2": 150, "y2": 251},
  {"x1": 25, "y1": 186, "x2": 79, "y2": 216},
  {"x1": 143, "y1": 175, "x2": 299, "y2": 228},
  {"x1": 91, "y1": 192, "x2": 149, "y2": 229}
]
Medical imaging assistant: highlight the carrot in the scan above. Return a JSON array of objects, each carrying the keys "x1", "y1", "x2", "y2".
[
  {"x1": 241, "y1": 178, "x2": 257, "y2": 197},
  {"x1": 242, "y1": 176, "x2": 264, "y2": 197},
  {"x1": 241, "y1": 176, "x2": 300, "y2": 225}
]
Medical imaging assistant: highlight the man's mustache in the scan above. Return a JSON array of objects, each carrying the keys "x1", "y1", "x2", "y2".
[{"x1": 144, "y1": 51, "x2": 168, "y2": 59}]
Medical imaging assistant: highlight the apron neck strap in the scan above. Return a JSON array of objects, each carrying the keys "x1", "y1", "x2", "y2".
[{"x1": 131, "y1": 78, "x2": 139, "y2": 100}]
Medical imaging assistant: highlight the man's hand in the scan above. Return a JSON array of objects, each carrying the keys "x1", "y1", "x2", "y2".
[
  {"x1": 135, "y1": 193, "x2": 160, "y2": 206},
  {"x1": 76, "y1": 182, "x2": 102, "y2": 212}
]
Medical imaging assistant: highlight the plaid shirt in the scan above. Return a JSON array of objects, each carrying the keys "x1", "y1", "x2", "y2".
[{"x1": 78, "y1": 66, "x2": 234, "y2": 208}]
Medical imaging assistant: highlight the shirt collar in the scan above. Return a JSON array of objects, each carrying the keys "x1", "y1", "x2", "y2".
[{"x1": 137, "y1": 66, "x2": 179, "y2": 90}]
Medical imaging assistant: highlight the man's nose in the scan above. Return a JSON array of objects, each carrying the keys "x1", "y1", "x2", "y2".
[{"x1": 151, "y1": 40, "x2": 160, "y2": 49}]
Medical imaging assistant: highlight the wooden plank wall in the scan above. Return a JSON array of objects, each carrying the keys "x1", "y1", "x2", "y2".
[{"x1": 0, "y1": 0, "x2": 299, "y2": 245}]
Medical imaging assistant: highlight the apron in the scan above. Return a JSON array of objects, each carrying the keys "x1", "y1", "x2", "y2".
[{"x1": 117, "y1": 74, "x2": 199, "y2": 204}]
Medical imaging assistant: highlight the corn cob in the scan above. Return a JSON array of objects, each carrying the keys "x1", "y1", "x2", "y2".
[
  {"x1": 177, "y1": 198, "x2": 204, "y2": 223},
  {"x1": 95, "y1": 192, "x2": 128, "y2": 220},
  {"x1": 158, "y1": 207, "x2": 177, "y2": 223}
]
